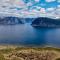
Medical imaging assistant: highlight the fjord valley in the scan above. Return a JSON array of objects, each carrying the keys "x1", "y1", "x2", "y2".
[
  {"x1": 0, "y1": 17, "x2": 60, "y2": 60},
  {"x1": 0, "y1": 17, "x2": 60, "y2": 47},
  {"x1": 0, "y1": 0, "x2": 59, "y2": 59}
]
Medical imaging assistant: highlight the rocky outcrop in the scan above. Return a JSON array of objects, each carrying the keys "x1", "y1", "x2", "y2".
[{"x1": 31, "y1": 17, "x2": 60, "y2": 28}]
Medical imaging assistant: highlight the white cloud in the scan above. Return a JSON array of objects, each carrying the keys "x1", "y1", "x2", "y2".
[
  {"x1": 46, "y1": 8, "x2": 55, "y2": 12},
  {"x1": 35, "y1": 0, "x2": 40, "y2": 2},
  {"x1": 36, "y1": 6, "x2": 41, "y2": 9},
  {"x1": 57, "y1": 5, "x2": 60, "y2": 8},
  {"x1": 40, "y1": 8, "x2": 46, "y2": 13},
  {"x1": 26, "y1": 2, "x2": 33, "y2": 6},
  {"x1": 45, "y1": 0, "x2": 56, "y2": 2},
  {"x1": 57, "y1": 0, "x2": 60, "y2": 3},
  {"x1": 0, "y1": 0, "x2": 59, "y2": 18}
]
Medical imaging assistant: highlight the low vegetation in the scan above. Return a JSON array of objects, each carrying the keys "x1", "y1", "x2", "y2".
[{"x1": 0, "y1": 46, "x2": 60, "y2": 60}]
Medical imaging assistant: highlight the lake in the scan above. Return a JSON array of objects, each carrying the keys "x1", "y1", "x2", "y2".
[{"x1": 0, "y1": 23, "x2": 60, "y2": 47}]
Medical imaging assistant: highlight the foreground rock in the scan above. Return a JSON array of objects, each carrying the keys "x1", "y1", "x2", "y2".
[{"x1": 32, "y1": 17, "x2": 60, "y2": 28}]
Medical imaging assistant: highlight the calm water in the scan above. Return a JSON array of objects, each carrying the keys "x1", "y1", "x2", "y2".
[{"x1": 0, "y1": 24, "x2": 60, "y2": 47}]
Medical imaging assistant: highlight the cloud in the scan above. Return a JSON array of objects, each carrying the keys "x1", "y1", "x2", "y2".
[
  {"x1": 57, "y1": 5, "x2": 60, "y2": 7},
  {"x1": 35, "y1": 0, "x2": 40, "y2": 2},
  {"x1": 57, "y1": 0, "x2": 60, "y2": 3},
  {"x1": 26, "y1": 2, "x2": 33, "y2": 6},
  {"x1": 46, "y1": 8, "x2": 55, "y2": 12},
  {"x1": 40, "y1": 8, "x2": 46, "y2": 13},
  {"x1": 45, "y1": 0, "x2": 56, "y2": 2},
  {"x1": 0, "y1": 0, "x2": 59, "y2": 18}
]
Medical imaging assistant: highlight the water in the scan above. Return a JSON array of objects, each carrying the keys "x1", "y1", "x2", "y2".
[{"x1": 0, "y1": 24, "x2": 60, "y2": 47}]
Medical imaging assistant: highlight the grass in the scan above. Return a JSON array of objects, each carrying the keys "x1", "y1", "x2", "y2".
[
  {"x1": 0, "y1": 53, "x2": 5, "y2": 60},
  {"x1": 15, "y1": 47, "x2": 60, "y2": 51},
  {"x1": 0, "y1": 46, "x2": 60, "y2": 60},
  {"x1": 0, "y1": 48, "x2": 14, "y2": 54}
]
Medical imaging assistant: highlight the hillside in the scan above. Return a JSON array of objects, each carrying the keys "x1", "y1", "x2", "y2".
[
  {"x1": 31, "y1": 17, "x2": 60, "y2": 28},
  {"x1": 0, "y1": 17, "x2": 24, "y2": 25}
]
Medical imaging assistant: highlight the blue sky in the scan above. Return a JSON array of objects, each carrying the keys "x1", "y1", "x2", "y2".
[
  {"x1": 23, "y1": 0, "x2": 58, "y2": 7},
  {"x1": 0, "y1": 0, "x2": 60, "y2": 18}
]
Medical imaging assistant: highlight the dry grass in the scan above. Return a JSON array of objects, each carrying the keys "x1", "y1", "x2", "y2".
[{"x1": 0, "y1": 46, "x2": 60, "y2": 60}]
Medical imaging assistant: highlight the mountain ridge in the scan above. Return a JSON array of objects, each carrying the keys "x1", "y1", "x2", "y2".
[
  {"x1": 0, "y1": 16, "x2": 24, "y2": 25},
  {"x1": 31, "y1": 17, "x2": 60, "y2": 28}
]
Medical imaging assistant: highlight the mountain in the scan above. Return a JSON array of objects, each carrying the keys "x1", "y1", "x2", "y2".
[
  {"x1": 0, "y1": 17, "x2": 24, "y2": 25},
  {"x1": 31, "y1": 17, "x2": 60, "y2": 28}
]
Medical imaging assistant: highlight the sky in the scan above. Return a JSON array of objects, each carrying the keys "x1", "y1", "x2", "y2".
[{"x1": 0, "y1": 0, "x2": 60, "y2": 18}]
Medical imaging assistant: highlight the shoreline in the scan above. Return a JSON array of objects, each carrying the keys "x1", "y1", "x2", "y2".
[
  {"x1": 0, "y1": 44, "x2": 60, "y2": 51},
  {"x1": 0, "y1": 44, "x2": 59, "y2": 49}
]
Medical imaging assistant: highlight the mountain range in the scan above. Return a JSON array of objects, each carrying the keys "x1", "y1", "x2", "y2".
[
  {"x1": 0, "y1": 16, "x2": 60, "y2": 28},
  {"x1": 31, "y1": 17, "x2": 60, "y2": 28},
  {"x1": 0, "y1": 17, "x2": 23, "y2": 25}
]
